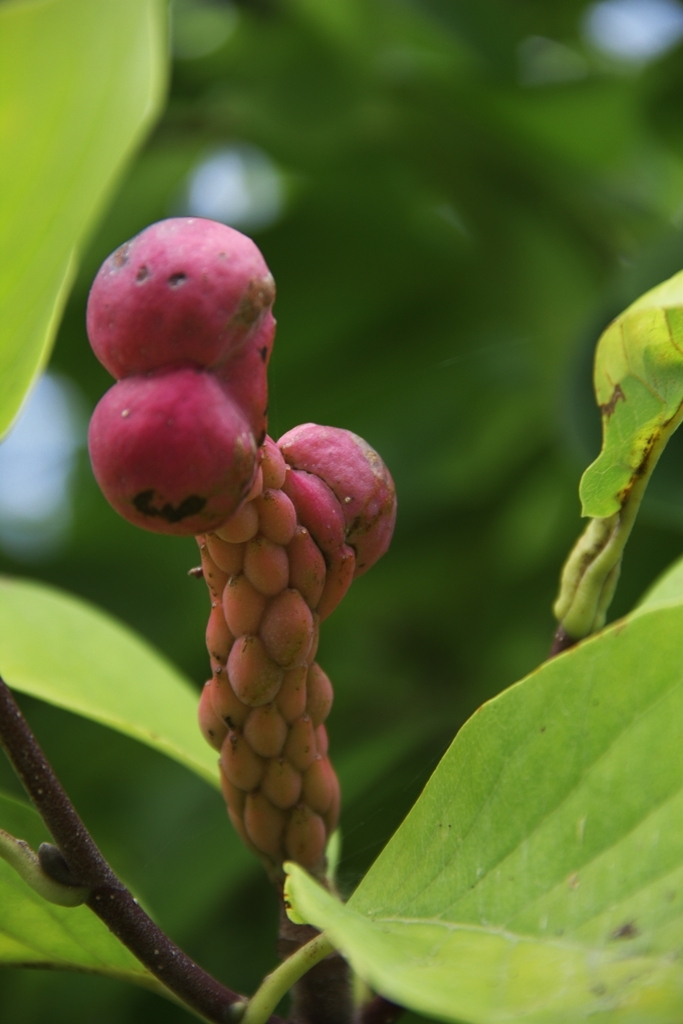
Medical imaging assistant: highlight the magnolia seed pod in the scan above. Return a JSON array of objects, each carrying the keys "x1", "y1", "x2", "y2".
[
  {"x1": 219, "y1": 764, "x2": 247, "y2": 818},
  {"x1": 282, "y1": 468, "x2": 345, "y2": 557},
  {"x1": 317, "y1": 544, "x2": 355, "y2": 621},
  {"x1": 285, "y1": 804, "x2": 327, "y2": 872},
  {"x1": 315, "y1": 724, "x2": 329, "y2": 757},
  {"x1": 243, "y1": 703, "x2": 288, "y2": 758},
  {"x1": 261, "y1": 436, "x2": 287, "y2": 490},
  {"x1": 205, "y1": 534, "x2": 244, "y2": 575},
  {"x1": 215, "y1": 501, "x2": 259, "y2": 544},
  {"x1": 244, "y1": 791, "x2": 286, "y2": 861},
  {"x1": 306, "y1": 663, "x2": 333, "y2": 726},
  {"x1": 283, "y1": 714, "x2": 317, "y2": 773},
  {"x1": 228, "y1": 635, "x2": 284, "y2": 706},
  {"x1": 198, "y1": 682, "x2": 228, "y2": 751},
  {"x1": 220, "y1": 730, "x2": 264, "y2": 791},
  {"x1": 197, "y1": 540, "x2": 229, "y2": 604},
  {"x1": 212, "y1": 672, "x2": 251, "y2": 731},
  {"x1": 308, "y1": 613, "x2": 320, "y2": 663},
  {"x1": 302, "y1": 755, "x2": 335, "y2": 815},
  {"x1": 227, "y1": 806, "x2": 254, "y2": 853},
  {"x1": 324, "y1": 768, "x2": 341, "y2": 835},
  {"x1": 287, "y1": 526, "x2": 326, "y2": 609},
  {"x1": 243, "y1": 535, "x2": 289, "y2": 596},
  {"x1": 278, "y1": 423, "x2": 397, "y2": 575},
  {"x1": 86, "y1": 217, "x2": 275, "y2": 378},
  {"x1": 254, "y1": 489, "x2": 297, "y2": 546},
  {"x1": 245, "y1": 467, "x2": 264, "y2": 502},
  {"x1": 223, "y1": 572, "x2": 267, "y2": 638},
  {"x1": 206, "y1": 604, "x2": 234, "y2": 667},
  {"x1": 260, "y1": 589, "x2": 314, "y2": 668},
  {"x1": 261, "y1": 757, "x2": 302, "y2": 810},
  {"x1": 276, "y1": 666, "x2": 307, "y2": 724}
]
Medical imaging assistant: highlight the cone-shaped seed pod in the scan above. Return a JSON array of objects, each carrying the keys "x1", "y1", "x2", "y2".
[
  {"x1": 205, "y1": 534, "x2": 244, "y2": 575},
  {"x1": 261, "y1": 757, "x2": 303, "y2": 810},
  {"x1": 285, "y1": 804, "x2": 326, "y2": 872},
  {"x1": 306, "y1": 664, "x2": 334, "y2": 726},
  {"x1": 220, "y1": 730, "x2": 264, "y2": 791},
  {"x1": 276, "y1": 666, "x2": 308, "y2": 724},
  {"x1": 243, "y1": 535, "x2": 289, "y2": 596},
  {"x1": 254, "y1": 489, "x2": 297, "y2": 546},
  {"x1": 215, "y1": 500, "x2": 259, "y2": 544},
  {"x1": 260, "y1": 589, "x2": 314, "y2": 668},
  {"x1": 287, "y1": 526, "x2": 326, "y2": 609},
  {"x1": 283, "y1": 715, "x2": 317, "y2": 773},
  {"x1": 223, "y1": 572, "x2": 267, "y2": 638},
  {"x1": 243, "y1": 703, "x2": 288, "y2": 758},
  {"x1": 198, "y1": 682, "x2": 228, "y2": 751},
  {"x1": 227, "y1": 635, "x2": 284, "y2": 706}
]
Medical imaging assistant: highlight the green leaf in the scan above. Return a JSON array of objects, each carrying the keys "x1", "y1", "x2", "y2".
[
  {"x1": 579, "y1": 271, "x2": 683, "y2": 519},
  {"x1": 0, "y1": 790, "x2": 160, "y2": 988},
  {"x1": 287, "y1": 600, "x2": 683, "y2": 1023},
  {"x1": 0, "y1": 0, "x2": 167, "y2": 439},
  {"x1": 636, "y1": 552, "x2": 683, "y2": 614},
  {"x1": 0, "y1": 577, "x2": 219, "y2": 788}
]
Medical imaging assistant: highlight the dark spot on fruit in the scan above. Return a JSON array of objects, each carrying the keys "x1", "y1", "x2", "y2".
[
  {"x1": 112, "y1": 243, "x2": 130, "y2": 269},
  {"x1": 230, "y1": 275, "x2": 275, "y2": 327},
  {"x1": 610, "y1": 921, "x2": 638, "y2": 940},
  {"x1": 260, "y1": 346, "x2": 268, "y2": 362},
  {"x1": 167, "y1": 272, "x2": 187, "y2": 287},
  {"x1": 136, "y1": 265, "x2": 149, "y2": 282},
  {"x1": 133, "y1": 489, "x2": 206, "y2": 523}
]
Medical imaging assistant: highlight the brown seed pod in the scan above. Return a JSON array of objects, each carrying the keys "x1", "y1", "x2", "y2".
[
  {"x1": 198, "y1": 681, "x2": 228, "y2": 751},
  {"x1": 324, "y1": 768, "x2": 341, "y2": 835},
  {"x1": 276, "y1": 666, "x2": 307, "y2": 724},
  {"x1": 223, "y1": 572, "x2": 267, "y2": 638},
  {"x1": 219, "y1": 764, "x2": 247, "y2": 818},
  {"x1": 287, "y1": 526, "x2": 326, "y2": 610},
  {"x1": 220, "y1": 729, "x2": 264, "y2": 791},
  {"x1": 244, "y1": 791, "x2": 286, "y2": 860},
  {"x1": 205, "y1": 533, "x2": 244, "y2": 575},
  {"x1": 206, "y1": 603, "x2": 234, "y2": 667},
  {"x1": 197, "y1": 539, "x2": 228, "y2": 604},
  {"x1": 306, "y1": 663, "x2": 334, "y2": 726},
  {"x1": 285, "y1": 804, "x2": 327, "y2": 872},
  {"x1": 260, "y1": 589, "x2": 314, "y2": 668},
  {"x1": 255, "y1": 489, "x2": 297, "y2": 546},
  {"x1": 227, "y1": 635, "x2": 284, "y2": 706},
  {"x1": 261, "y1": 757, "x2": 302, "y2": 809},
  {"x1": 283, "y1": 714, "x2": 317, "y2": 772},
  {"x1": 243, "y1": 703, "x2": 288, "y2": 758},
  {"x1": 243, "y1": 535, "x2": 290, "y2": 596},
  {"x1": 216, "y1": 501, "x2": 259, "y2": 544},
  {"x1": 317, "y1": 544, "x2": 355, "y2": 621},
  {"x1": 315, "y1": 723, "x2": 329, "y2": 757},
  {"x1": 212, "y1": 672, "x2": 250, "y2": 730},
  {"x1": 261, "y1": 436, "x2": 287, "y2": 490},
  {"x1": 302, "y1": 755, "x2": 335, "y2": 815}
]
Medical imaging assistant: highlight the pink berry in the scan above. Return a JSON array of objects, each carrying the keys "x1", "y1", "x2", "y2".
[
  {"x1": 86, "y1": 218, "x2": 275, "y2": 379},
  {"x1": 89, "y1": 367, "x2": 257, "y2": 535},
  {"x1": 281, "y1": 468, "x2": 346, "y2": 557},
  {"x1": 278, "y1": 424, "x2": 396, "y2": 575}
]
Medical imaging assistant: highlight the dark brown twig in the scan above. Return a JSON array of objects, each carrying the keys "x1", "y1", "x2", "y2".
[{"x1": 0, "y1": 675, "x2": 285, "y2": 1024}]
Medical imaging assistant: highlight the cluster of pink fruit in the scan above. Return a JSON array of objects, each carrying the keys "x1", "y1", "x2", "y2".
[{"x1": 86, "y1": 218, "x2": 396, "y2": 879}]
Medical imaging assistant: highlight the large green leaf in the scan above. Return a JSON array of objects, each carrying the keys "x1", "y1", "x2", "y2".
[
  {"x1": 0, "y1": 577, "x2": 219, "y2": 788},
  {"x1": 579, "y1": 271, "x2": 683, "y2": 519},
  {"x1": 287, "y1": 600, "x2": 683, "y2": 1023},
  {"x1": 0, "y1": 790, "x2": 160, "y2": 989},
  {"x1": 0, "y1": 0, "x2": 166, "y2": 438},
  {"x1": 636, "y1": 552, "x2": 683, "y2": 614}
]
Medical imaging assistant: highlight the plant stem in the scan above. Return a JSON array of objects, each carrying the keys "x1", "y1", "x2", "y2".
[
  {"x1": 243, "y1": 934, "x2": 334, "y2": 1024},
  {"x1": 0, "y1": 675, "x2": 284, "y2": 1024}
]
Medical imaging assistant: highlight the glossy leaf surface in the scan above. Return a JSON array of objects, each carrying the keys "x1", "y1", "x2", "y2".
[
  {"x1": 0, "y1": 577, "x2": 218, "y2": 787},
  {"x1": 287, "y1": 600, "x2": 683, "y2": 1023},
  {"x1": 0, "y1": 0, "x2": 166, "y2": 438}
]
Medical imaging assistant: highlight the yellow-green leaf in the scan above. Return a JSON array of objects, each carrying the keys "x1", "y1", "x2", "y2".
[
  {"x1": 0, "y1": 577, "x2": 219, "y2": 788},
  {"x1": 580, "y1": 270, "x2": 683, "y2": 518},
  {"x1": 0, "y1": 0, "x2": 167, "y2": 438},
  {"x1": 287, "y1": 598, "x2": 683, "y2": 1023}
]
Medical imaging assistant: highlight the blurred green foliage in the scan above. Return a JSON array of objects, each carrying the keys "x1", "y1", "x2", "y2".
[{"x1": 3, "y1": 0, "x2": 683, "y2": 1020}]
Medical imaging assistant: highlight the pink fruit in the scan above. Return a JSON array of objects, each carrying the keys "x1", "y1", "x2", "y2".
[
  {"x1": 278, "y1": 424, "x2": 396, "y2": 575},
  {"x1": 287, "y1": 526, "x2": 326, "y2": 609},
  {"x1": 243, "y1": 535, "x2": 290, "y2": 596},
  {"x1": 89, "y1": 367, "x2": 258, "y2": 535},
  {"x1": 281, "y1": 469, "x2": 346, "y2": 557},
  {"x1": 87, "y1": 218, "x2": 275, "y2": 379},
  {"x1": 214, "y1": 314, "x2": 275, "y2": 444}
]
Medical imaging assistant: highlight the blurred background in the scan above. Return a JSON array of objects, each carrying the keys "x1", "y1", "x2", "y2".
[{"x1": 3, "y1": 0, "x2": 683, "y2": 1019}]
